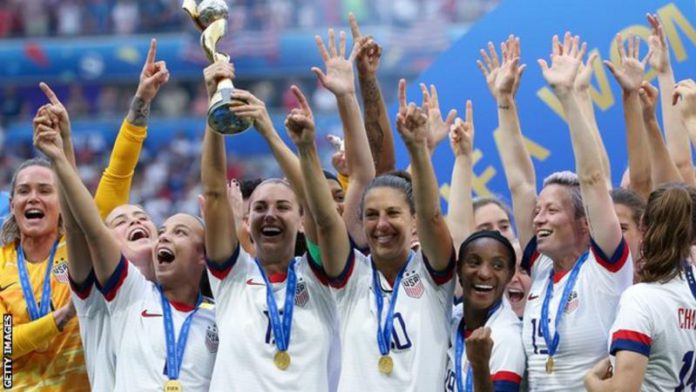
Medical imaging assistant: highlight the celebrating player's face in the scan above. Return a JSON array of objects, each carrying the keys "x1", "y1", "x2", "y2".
[
  {"x1": 474, "y1": 203, "x2": 515, "y2": 242},
  {"x1": 533, "y1": 184, "x2": 586, "y2": 259},
  {"x1": 105, "y1": 204, "x2": 157, "y2": 262},
  {"x1": 613, "y1": 202, "x2": 642, "y2": 279},
  {"x1": 362, "y1": 186, "x2": 414, "y2": 264},
  {"x1": 247, "y1": 182, "x2": 301, "y2": 256},
  {"x1": 328, "y1": 179, "x2": 345, "y2": 216},
  {"x1": 10, "y1": 165, "x2": 61, "y2": 240},
  {"x1": 458, "y1": 237, "x2": 514, "y2": 310},
  {"x1": 153, "y1": 213, "x2": 205, "y2": 286}
]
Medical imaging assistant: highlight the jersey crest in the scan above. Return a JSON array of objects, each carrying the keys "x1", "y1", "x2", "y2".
[
  {"x1": 402, "y1": 270, "x2": 424, "y2": 299},
  {"x1": 294, "y1": 280, "x2": 309, "y2": 307},
  {"x1": 52, "y1": 260, "x2": 69, "y2": 284},
  {"x1": 564, "y1": 290, "x2": 579, "y2": 314},
  {"x1": 206, "y1": 323, "x2": 219, "y2": 354}
]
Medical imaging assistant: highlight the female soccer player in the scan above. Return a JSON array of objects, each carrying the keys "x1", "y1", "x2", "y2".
[
  {"x1": 292, "y1": 76, "x2": 455, "y2": 389},
  {"x1": 498, "y1": 33, "x2": 632, "y2": 390},
  {"x1": 585, "y1": 183, "x2": 696, "y2": 391},
  {"x1": 444, "y1": 230, "x2": 525, "y2": 392},
  {"x1": 33, "y1": 103, "x2": 215, "y2": 391},
  {"x1": 202, "y1": 61, "x2": 339, "y2": 391}
]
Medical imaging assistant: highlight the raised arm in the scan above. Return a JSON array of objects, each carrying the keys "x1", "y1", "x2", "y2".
[
  {"x1": 33, "y1": 109, "x2": 121, "y2": 286},
  {"x1": 201, "y1": 61, "x2": 238, "y2": 263},
  {"x1": 604, "y1": 33, "x2": 653, "y2": 200},
  {"x1": 446, "y1": 101, "x2": 476, "y2": 251},
  {"x1": 541, "y1": 32, "x2": 622, "y2": 254},
  {"x1": 673, "y1": 78, "x2": 696, "y2": 151},
  {"x1": 638, "y1": 81, "x2": 682, "y2": 185},
  {"x1": 575, "y1": 52, "x2": 612, "y2": 187},
  {"x1": 312, "y1": 29, "x2": 375, "y2": 247},
  {"x1": 229, "y1": 88, "x2": 318, "y2": 246},
  {"x1": 94, "y1": 38, "x2": 169, "y2": 218},
  {"x1": 396, "y1": 89, "x2": 453, "y2": 268},
  {"x1": 647, "y1": 14, "x2": 694, "y2": 185},
  {"x1": 349, "y1": 13, "x2": 395, "y2": 175},
  {"x1": 479, "y1": 35, "x2": 536, "y2": 248},
  {"x1": 287, "y1": 86, "x2": 351, "y2": 276}
]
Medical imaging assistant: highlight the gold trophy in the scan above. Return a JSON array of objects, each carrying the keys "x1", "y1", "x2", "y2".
[{"x1": 183, "y1": 0, "x2": 252, "y2": 134}]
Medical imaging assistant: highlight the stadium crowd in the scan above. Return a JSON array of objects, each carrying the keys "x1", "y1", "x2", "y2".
[{"x1": 1, "y1": 3, "x2": 696, "y2": 392}]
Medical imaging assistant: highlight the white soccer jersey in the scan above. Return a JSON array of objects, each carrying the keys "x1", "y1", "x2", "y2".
[
  {"x1": 207, "y1": 246, "x2": 339, "y2": 392},
  {"x1": 333, "y1": 248, "x2": 455, "y2": 392},
  {"x1": 522, "y1": 238, "x2": 632, "y2": 391},
  {"x1": 609, "y1": 264, "x2": 696, "y2": 391},
  {"x1": 444, "y1": 300, "x2": 525, "y2": 392},
  {"x1": 70, "y1": 271, "x2": 115, "y2": 392},
  {"x1": 100, "y1": 257, "x2": 217, "y2": 392}
]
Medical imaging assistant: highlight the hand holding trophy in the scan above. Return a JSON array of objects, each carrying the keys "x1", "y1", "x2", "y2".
[{"x1": 183, "y1": 0, "x2": 253, "y2": 134}]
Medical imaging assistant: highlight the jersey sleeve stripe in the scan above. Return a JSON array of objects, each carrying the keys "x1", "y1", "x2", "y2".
[
  {"x1": 206, "y1": 243, "x2": 240, "y2": 280},
  {"x1": 521, "y1": 237, "x2": 539, "y2": 273},
  {"x1": 306, "y1": 250, "x2": 329, "y2": 286},
  {"x1": 492, "y1": 370, "x2": 522, "y2": 383},
  {"x1": 590, "y1": 237, "x2": 629, "y2": 272},
  {"x1": 610, "y1": 329, "x2": 652, "y2": 357},
  {"x1": 423, "y1": 246, "x2": 456, "y2": 285},
  {"x1": 98, "y1": 255, "x2": 128, "y2": 302},
  {"x1": 492, "y1": 380, "x2": 521, "y2": 392},
  {"x1": 68, "y1": 269, "x2": 96, "y2": 300},
  {"x1": 328, "y1": 248, "x2": 356, "y2": 289}
]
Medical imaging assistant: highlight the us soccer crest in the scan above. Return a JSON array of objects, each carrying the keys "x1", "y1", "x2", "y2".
[
  {"x1": 294, "y1": 280, "x2": 309, "y2": 307},
  {"x1": 565, "y1": 291, "x2": 579, "y2": 314},
  {"x1": 52, "y1": 260, "x2": 69, "y2": 284},
  {"x1": 401, "y1": 270, "x2": 424, "y2": 298},
  {"x1": 206, "y1": 324, "x2": 219, "y2": 353}
]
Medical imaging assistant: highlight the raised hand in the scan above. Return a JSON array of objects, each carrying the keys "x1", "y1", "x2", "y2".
[
  {"x1": 228, "y1": 89, "x2": 274, "y2": 136},
  {"x1": 285, "y1": 86, "x2": 316, "y2": 147},
  {"x1": 312, "y1": 29, "x2": 359, "y2": 97},
  {"x1": 639, "y1": 81, "x2": 659, "y2": 120},
  {"x1": 647, "y1": 13, "x2": 670, "y2": 74},
  {"x1": 465, "y1": 327, "x2": 494, "y2": 370},
  {"x1": 604, "y1": 33, "x2": 651, "y2": 93},
  {"x1": 449, "y1": 101, "x2": 474, "y2": 157},
  {"x1": 136, "y1": 39, "x2": 170, "y2": 101},
  {"x1": 39, "y1": 82, "x2": 71, "y2": 140},
  {"x1": 203, "y1": 61, "x2": 235, "y2": 100},
  {"x1": 331, "y1": 150, "x2": 349, "y2": 177},
  {"x1": 478, "y1": 35, "x2": 526, "y2": 100},
  {"x1": 349, "y1": 13, "x2": 382, "y2": 78},
  {"x1": 419, "y1": 83, "x2": 457, "y2": 152},
  {"x1": 673, "y1": 79, "x2": 696, "y2": 121},
  {"x1": 227, "y1": 179, "x2": 245, "y2": 223},
  {"x1": 538, "y1": 32, "x2": 587, "y2": 97},
  {"x1": 574, "y1": 51, "x2": 599, "y2": 92},
  {"x1": 33, "y1": 108, "x2": 64, "y2": 160},
  {"x1": 396, "y1": 80, "x2": 428, "y2": 149}
]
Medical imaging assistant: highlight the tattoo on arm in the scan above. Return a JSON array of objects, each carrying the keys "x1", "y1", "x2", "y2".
[
  {"x1": 360, "y1": 77, "x2": 387, "y2": 166},
  {"x1": 127, "y1": 96, "x2": 151, "y2": 126},
  {"x1": 498, "y1": 104, "x2": 510, "y2": 110}
]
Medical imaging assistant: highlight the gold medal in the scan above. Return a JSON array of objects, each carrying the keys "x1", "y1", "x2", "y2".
[
  {"x1": 545, "y1": 356, "x2": 554, "y2": 374},
  {"x1": 274, "y1": 351, "x2": 291, "y2": 370},
  {"x1": 164, "y1": 379, "x2": 183, "y2": 392},
  {"x1": 378, "y1": 355, "x2": 393, "y2": 374}
]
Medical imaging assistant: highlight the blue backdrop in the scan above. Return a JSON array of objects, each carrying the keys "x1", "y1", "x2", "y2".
[{"x1": 392, "y1": 0, "x2": 696, "y2": 212}]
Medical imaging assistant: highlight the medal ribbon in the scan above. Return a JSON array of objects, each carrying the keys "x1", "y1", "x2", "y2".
[
  {"x1": 17, "y1": 240, "x2": 59, "y2": 320},
  {"x1": 454, "y1": 300, "x2": 502, "y2": 392},
  {"x1": 540, "y1": 251, "x2": 589, "y2": 360},
  {"x1": 159, "y1": 286, "x2": 203, "y2": 381},
  {"x1": 685, "y1": 262, "x2": 696, "y2": 301},
  {"x1": 255, "y1": 258, "x2": 297, "y2": 353},
  {"x1": 372, "y1": 251, "x2": 414, "y2": 357}
]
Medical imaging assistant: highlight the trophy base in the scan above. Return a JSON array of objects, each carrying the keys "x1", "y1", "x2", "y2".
[{"x1": 207, "y1": 88, "x2": 253, "y2": 135}]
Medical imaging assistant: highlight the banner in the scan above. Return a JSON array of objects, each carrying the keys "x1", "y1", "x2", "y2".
[{"x1": 393, "y1": 0, "x2": 696, "y2": 211}]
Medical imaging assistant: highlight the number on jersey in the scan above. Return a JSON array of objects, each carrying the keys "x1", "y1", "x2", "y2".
[{"x1": 677, "y1": 350, "x2": 696, "y2": 392}]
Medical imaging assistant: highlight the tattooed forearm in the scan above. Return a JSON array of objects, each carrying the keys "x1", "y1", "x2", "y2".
[
  {"x1": 360, "y1": 76, "x2": 395, "y2": 173},
  {"x1": 127, "y1": 96, "x2": 151, "y2": 126}
]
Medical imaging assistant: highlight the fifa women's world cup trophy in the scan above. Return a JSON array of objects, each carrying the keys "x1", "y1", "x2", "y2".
[{"x1": 182, "y1": 0, "x2": 253, "y2": 134}]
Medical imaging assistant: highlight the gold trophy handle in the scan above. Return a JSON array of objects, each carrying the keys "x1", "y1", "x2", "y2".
[{"x1": 201, "y1": 19, "x2": 229, "y2": 63}]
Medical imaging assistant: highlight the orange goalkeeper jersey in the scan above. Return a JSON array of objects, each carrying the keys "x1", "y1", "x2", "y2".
[{"x1": 0, "y1": 238, "x2": 89, "y2": 391}]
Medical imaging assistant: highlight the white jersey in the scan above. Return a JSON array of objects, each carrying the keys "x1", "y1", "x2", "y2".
[
  {"x1": 333, "y1": 248, "x2": 455, "y2": 392},
  {"x1": 522, "y1": 238, "x2": 632, "y2": 391},
  {"x1": 207, "y1": 246, "x2": 339, "y2": 392},
  {"x1": 99, "y1": 257, "x2": 217, "y2": 392},
  {"x1": 69, "y1": 271, "x2": 115, "y2": 392},
  {"x1": 609, "y1": 263, "x2": 696, "y2": 391},
  {"x1": 444, "y1": 300, "x2": 525, "y2": 392}
]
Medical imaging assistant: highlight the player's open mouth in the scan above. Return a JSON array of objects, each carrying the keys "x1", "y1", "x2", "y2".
[
  {"x1": 128, "y1": 227, "x2": 150, "y2": 242},
  {"x1": 473, "y1": 284, "x2": 494, "y2": 293},
  {"x1": 260, "y1": 226, "x2": 282, "y2": 237},
  {"x1": 507, "y1": 287, "x2": 525, "y2": 302},
  {"x1": 536, "y1": 229, "x2": 552, "y2": 239},
  {"x1": 156, "y1": 248, "x2": 175, "y2": 264},
  {"x1": 25, "y1": 209, "x2": 45, "y2": 220}
]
